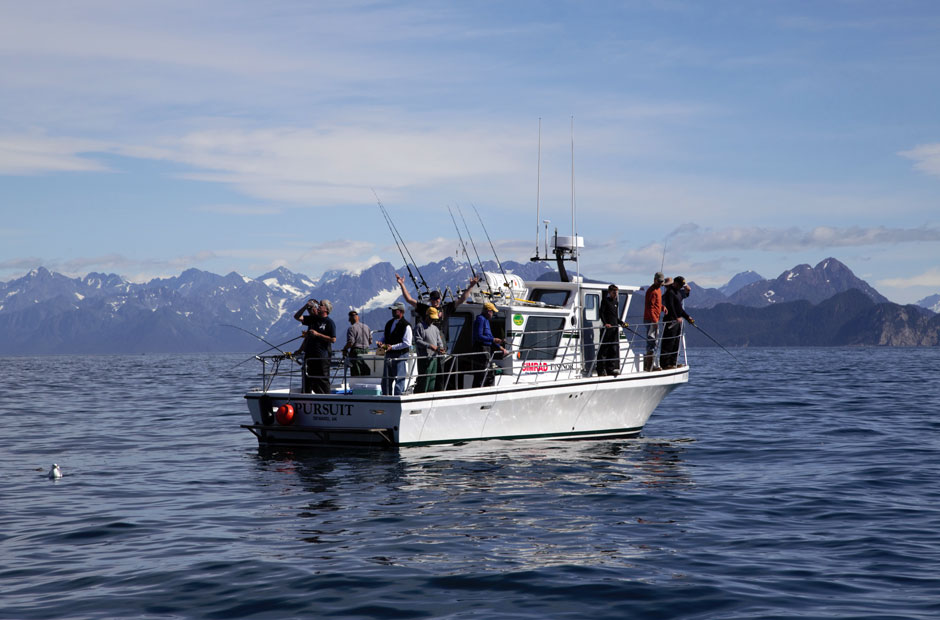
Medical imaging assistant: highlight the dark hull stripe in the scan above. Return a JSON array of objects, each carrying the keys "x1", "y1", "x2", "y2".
[{"x1": 242, "y1": 424, "x2": 644, "y2": 448}]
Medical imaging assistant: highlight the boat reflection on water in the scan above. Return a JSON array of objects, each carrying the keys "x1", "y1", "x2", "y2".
[{"x1": 250, "y1": 438, "x2": 694, "y2": 571}]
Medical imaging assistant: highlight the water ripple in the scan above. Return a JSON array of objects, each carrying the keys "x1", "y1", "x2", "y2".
[{"x1": 1, "y1": 348, "x2": 939, "y2": 618}]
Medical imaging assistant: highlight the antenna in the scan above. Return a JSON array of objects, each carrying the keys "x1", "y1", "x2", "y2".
[
  {"x1": 571, "y1": 117, "x2": 580, "y2": 287},
  {"x1": 543, "y1": 219, "x2": 550, "y2": 258},
  {"x1": 571, "y1": 116, "x2": 575, "y2": 241},
  {"x1": 534, "y1": 117, "x2": 542, "y2": 260}
]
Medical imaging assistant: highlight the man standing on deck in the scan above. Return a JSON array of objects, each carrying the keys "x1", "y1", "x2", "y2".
[
  {"x1": 293, "y1": 299, "x2": 337, "y2": 394},
  {"x1": 342, "y1": 310, "x2": 372, "y2": 377},
  {"x1": 378, "y1": 302, "x2": 412, "y2": 395},
  {"x1": 661, "y1": 277, "x2": 694, "y2": 370},
  {"x1": 471, "y1": 302, "x2": 507, "y2": 388},
  {"x1": 643, "y1": 272, "x2": 666, "y2": 372},
  {"x1": 414, "y1": 307, "x2": 445, "y2": 393},
  {"x1": 598, "y1": 284, "x2": 628, "y2": 377}
]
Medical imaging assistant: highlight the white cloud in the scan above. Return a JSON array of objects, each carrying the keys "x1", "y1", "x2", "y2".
[
  {"x1": 669, "y1": 224, "x2": 940, "y2": 252},
  {"x1": 118, "y1": 125, "x2": 528, "y2": 205},
  {"x1": 195, "y1": 204, "x2": 283, "y2": 216},
  {"x1": 899, "y1": 143, "x2": 940, "y2": 178},
  {"x1": 878, "y1": 267, "x2": 940, "y2": 289},
  {"x1": 0, "y1": 134, "x2": 112, "y2": 175}
]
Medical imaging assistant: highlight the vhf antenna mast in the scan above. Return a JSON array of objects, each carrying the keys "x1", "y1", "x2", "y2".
[{"x1": 534, "y1": 117, "x2": 542, "y2": 260}]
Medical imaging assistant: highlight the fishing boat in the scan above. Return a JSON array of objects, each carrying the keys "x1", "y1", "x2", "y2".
[{"x1": 242, "y1": 233, "x2": 689, "y2": 447}]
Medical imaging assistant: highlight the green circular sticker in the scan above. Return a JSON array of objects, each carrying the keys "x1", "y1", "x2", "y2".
[{"x1": 512, "y1": 314, "x2": 524, "y2": 326}]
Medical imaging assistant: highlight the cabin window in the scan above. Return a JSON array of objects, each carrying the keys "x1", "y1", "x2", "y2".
[
  {"x1": 618, "y1": 292, "x2": 630, "y2": 321},
  {"x1": 530, "y1": 289, "x2": 570, "y2": 307},
  {"x1": 583, "y1": 294, "x2": 599, "y2": 322},
  {"x1": 446, "y1": 312, "x2": 473, "y2": 354},
  {"x1": 519, "y1": 316, "x2": 566, "y2": 360}
]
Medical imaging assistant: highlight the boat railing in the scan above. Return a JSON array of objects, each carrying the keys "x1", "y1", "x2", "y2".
[{"x1": 253, "y1": 320, "x2": 687, "y2": 394}]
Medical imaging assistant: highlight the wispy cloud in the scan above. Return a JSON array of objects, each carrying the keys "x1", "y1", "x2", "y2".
[
  {"x1": 119, "y1": 124, "x2": 528, "y2": 205},
  {"x1": 899, "y1": 143, "x2": 940, "y2": 178},
  {"x1": 669, "y1": 224, "x2": 940, "y2": 252},
  {"x1": 195, "y1": 204, "x2": 283, "y2": 216},
  {"x1": 0, "y1": 134, "x2": 112, "y2": 175},
  {"x1": 878, "y1": 266, "x2": 940, "y2": 289}
]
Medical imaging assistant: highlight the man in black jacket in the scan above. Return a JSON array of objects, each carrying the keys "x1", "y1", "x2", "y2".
[
  {"x1": 293, "y1": 299, "x2": 337, "y2": 393},
  {"x1": 598, "y1": 284, "x2": 627, "y2": 376},
  {"x1": 661, "y1": 277, "x2": 694, "y2": 370}
]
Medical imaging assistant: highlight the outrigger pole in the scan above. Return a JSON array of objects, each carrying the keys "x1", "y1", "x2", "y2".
[
  {"x1": 472, "y1": 203, "x2": 510, "y2": 290},
  {"x1": 373, "y1": 189, "x2": 430, "y2": 297},
  {"x1": 456, "y1": 203, "x2": 495, "y2": 296}
]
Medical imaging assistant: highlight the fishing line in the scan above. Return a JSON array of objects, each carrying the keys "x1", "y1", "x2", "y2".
[
  {"x1": 456, "y1": 203, "x2": 494, "y2": 296},
  {"x1": 472, "y1": 203, "x2": 510, "y2": 291}
]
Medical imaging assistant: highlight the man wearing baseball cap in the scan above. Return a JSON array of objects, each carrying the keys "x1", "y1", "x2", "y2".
[
  {"x1": 471, "y1": 302, "x2": 507, "y2": 388},
  {"x1": 342, "y1": 309, "x2": 372, "y2": 377},
  {"x1": 643, "y1": 272, "x2": 666, "y2": 371},
  {"x1": 661, "y1": 276, "x2": 694, "y2": 370},
  {"x1": 414, "y1": 306, "x2": 445, "y2": 393},
  {"x1": 377, "y1": 301, "x2": 413, "y2": 395}
]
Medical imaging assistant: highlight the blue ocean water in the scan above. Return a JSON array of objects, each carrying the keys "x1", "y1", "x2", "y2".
[{"x1": 2, "y1": 348, "x2": 939, "y2": 619}]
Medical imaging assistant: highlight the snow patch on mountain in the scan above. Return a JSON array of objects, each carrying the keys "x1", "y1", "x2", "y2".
[
  {"x1": 360, "y1": 288, "x2": 401, "y2": 312},
  {"x1": 915, "y1": 293, "x2": 940, "y2": 313}
]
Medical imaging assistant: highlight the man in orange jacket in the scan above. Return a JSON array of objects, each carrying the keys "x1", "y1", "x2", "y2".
[{"x1": 643, "y1": 272, "x2": 665, "y2": 371}]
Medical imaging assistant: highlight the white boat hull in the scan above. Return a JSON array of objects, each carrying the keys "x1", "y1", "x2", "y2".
[{"x1": 243, "y1": 368, "x2": 688, "y2": 447}]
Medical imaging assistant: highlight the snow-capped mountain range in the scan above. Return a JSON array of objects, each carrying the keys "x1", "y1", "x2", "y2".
[
  {"x1": 683, "y1": 258, "x2": 890, "y2": 309},
  {"x1": 0, "y1": 258, "x2": 551, "y2": 354},
  {"x1": 1, "y1": 256, "x2": 936, "y2": 354}
]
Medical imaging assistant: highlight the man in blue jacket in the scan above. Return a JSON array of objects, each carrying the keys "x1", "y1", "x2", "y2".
[{"x1": 471, "y1": 302, "x2": 507, "y2": 388}]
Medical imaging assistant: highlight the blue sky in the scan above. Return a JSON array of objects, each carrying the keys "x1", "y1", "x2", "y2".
[{"x1": 1, "y1": 1, "x2": 938, "y2": 303}]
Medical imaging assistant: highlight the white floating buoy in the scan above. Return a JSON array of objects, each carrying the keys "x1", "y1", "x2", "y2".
[{"x1": 48, "y1": 464, "x2": 62, "y2": 479}]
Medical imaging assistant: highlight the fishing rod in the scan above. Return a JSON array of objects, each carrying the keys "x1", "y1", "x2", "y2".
[
  {"x1": 224, "y1": 325, "x2": 303, "y2": 366},
  {"x1": 372, "y1": 189, "x2": 430, "y2": 296},
  {"x1": 690, "y1": 322, "x2": 746, "y2": 368},
  {"x1": 472, "y1": 203, "x2": 510, "y2": 291},
  {"x1": 660, "y1": 237, "x2": 668, "y2": 273},
  {"x1": 231, "y1": 334, "x2": 305, "y2": 368},
  {"x1": 447, "y1": 206, "x2": 479, "y2": 282},
  {"x1": 456, "y1": 203, "x2": 494, "y2": 296}
]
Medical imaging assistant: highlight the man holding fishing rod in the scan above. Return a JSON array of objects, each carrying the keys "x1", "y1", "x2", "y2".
[
  {"x1": 661, "y1": 277, "x2": 694, "y2": 370},
  {"x1": 643, "y1": 272, "x2": 666, "y2": 372},
  {"x1": 293, "y1": 299, "x2": 337, "y2": 394},
  {"x1": 598, "y1": 284, "x2": 629, "y2": 377}
]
